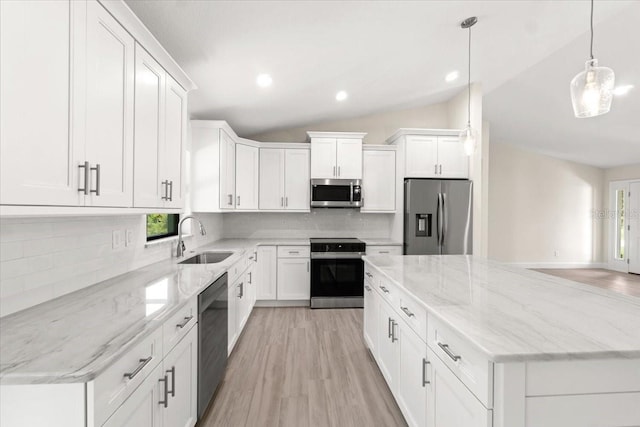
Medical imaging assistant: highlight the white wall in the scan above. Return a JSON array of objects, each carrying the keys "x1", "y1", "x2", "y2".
[
  {"x1": 0, "y1": 213, "x2": 223, "y2": 316},
  {"x1": 488, "y1": 142, "x2": 605, "y2": 266},
  {"x1": 222, "y1": 210, "x2": 393, "y2": 239},
  {"x1": 248, "y1": 102, "x2": 449, "y2": 143}
]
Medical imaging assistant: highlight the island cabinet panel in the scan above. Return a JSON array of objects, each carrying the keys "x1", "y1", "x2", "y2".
[
  {"x1": 396, "y1": 316, "x2": 428, "y2": 427},
  {"x1": 363, "y1": 275, "x2": 379, "y2": 355},
  {"x1": 377, "y1": 297, "x2": 400, "y2": 391}
]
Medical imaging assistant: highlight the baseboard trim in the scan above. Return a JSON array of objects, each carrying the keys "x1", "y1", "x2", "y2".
[
  {"x1": 510, "y1": 262, "x2": 608, "y2": 269},
  {"x1": 254, "y1": 300, "x2": 310, "y2": 307}
]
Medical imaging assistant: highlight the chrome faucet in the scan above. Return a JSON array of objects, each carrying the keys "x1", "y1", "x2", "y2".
[{"x1": 176, "y1": 215, "x2": 207, "y2": 258}]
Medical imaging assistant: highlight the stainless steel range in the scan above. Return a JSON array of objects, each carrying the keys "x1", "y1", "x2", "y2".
[{"x1": 310, "y1": 238, "x2": 366, "y2": 308}]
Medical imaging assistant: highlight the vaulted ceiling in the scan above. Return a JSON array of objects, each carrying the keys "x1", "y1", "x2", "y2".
[{"x1": 125, "y1": 0, "x2": 639, "y2": 167}]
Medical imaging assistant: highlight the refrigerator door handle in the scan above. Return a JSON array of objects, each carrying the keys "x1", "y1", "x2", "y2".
[
  {"x1": 436, "y1": 193, "x2": 442, "y2": 247},
  {"x1": 441, "y1": 192, "x2": 447, "y2": 247}
]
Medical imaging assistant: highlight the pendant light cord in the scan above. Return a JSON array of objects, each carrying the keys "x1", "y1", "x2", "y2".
[
  {"x1": 467, "y1": 24, "x2": 472, "y2": 127},
  {"x1": 590, "y1": 0, "x2": 594, "y2": 60}
]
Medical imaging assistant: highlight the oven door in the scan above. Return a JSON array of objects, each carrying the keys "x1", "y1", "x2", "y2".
[{"x1": 310, "y1": 257, "x2": 364, "y2": 298}]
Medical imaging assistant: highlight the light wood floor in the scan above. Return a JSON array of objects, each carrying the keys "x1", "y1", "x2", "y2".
[
  {"x1": 533, "y1": 268, "x2": 640, "y2": 297},
  {"x1": 198, "y1": 308, "x2": 407, "y2": 427}
]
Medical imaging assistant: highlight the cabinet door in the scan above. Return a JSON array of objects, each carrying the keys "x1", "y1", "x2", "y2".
[
  {"x1": 0, "y1": 0, "x2": 84, "y2": 206},
  {"x1": 405, "y1": 136, "x2": 438, "y2": 178},
  {"x1": 163, "y1": 75, "x2": 187, "y2": 209},
  {"x1": 426, "y1": 347, "x2": 492, "y2": 427},
  {"x1": 235, "y1": 144, "x2": 259, "y2": 210},
  {"x1": 336, "y1": 138, "x2": 363, "y2": 179},
  {"x1": 437, "y1": 137, "x2": 469, "y2": 179},
  {"x1": 362, "y1": 150, "x2": 396, "y2": 212},
  {"x1": 219, "y1": 130, "x2": 236, "y2": 210},
  {"x1": 163, "y1": 326, "x2": 197, "y2": 427},
  {"x1": 259, "y1": 149, "x2": 285, "y2": 210},
  {"x1": 103, "y1": 363, "x2": 163, "y2": 427},
  {"x1": 310, "y1": 138, "x2": 337, "y2": 179},
  {"x1": 85, "y1": 0, "x2": 135, "y2": 207},
  {"x1": 228, "y1": 282, "x2": 239, "y2": 355},
  {"x1": 284, "y1": 149, "x2": 310, "y2": 210},
  {"x1": 256, "y1": 246, "x2": 278, "y2": 300},
  {"x1": 397, "y1": 319, "x2": 428, "y2": 427},
  {"x1": 238, "y1": 277, "x2": 251, "y2": 331},
  {"x1": 133, "y1": 44, "x2": 165, "y2": 208},
  {"x1": 377, "y1": 299, "x2": 399, "y2": 393},
  {"x1": 277, "y1": 258, "x2": 310, "y2": 300},
  {"x1": 363, "y1": 280, "x2": 379, "y2": 355}
]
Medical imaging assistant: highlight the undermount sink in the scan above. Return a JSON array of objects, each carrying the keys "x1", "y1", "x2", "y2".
[{"x1": 179, "y1": 251, "x2": 233, "y2": 265}]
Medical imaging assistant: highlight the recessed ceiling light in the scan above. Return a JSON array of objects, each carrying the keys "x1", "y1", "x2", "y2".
[
  {"x1": 445, "y1": 71, "x2": 459, "y2": 82},
  {"x1": 256, "y1": 74, "x2": 272, "y2": 88},
  {"x1": 613, "y1": 85, "x2": 634, "y2": 96},
  {"x1": 336, "y1": 91, "x2": 348, "y2": 101}
]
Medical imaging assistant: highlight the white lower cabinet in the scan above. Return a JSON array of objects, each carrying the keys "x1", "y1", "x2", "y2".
[
  {"x1": 228, "y1": 257, "x2": 257, "y2": 354},
  {"x1": 228, "y1": 278, "x2": 240, "y2": 354},
  {"x1": 277, "y1": 257, "x2": 310, "y2": 300},
  {"x1": 377, "y1": 298, "x2": 399, "y2": 389},
  {"x1": 256, "y1": 246, "x2": 277, "y2": 300},
  {"x1": 397, "y1": 317, "x2": 428, "y2": 427},
  {"x1": 363, "y1": 279, "x2": 378, "y2": 354},
  {"x1": 426, "y1": 347, "x2": 492, "y2": 427}
]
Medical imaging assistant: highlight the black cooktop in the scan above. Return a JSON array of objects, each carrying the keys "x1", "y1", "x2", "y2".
[{"x1": 310, "y1": 238, "x2": 365, "y2": 253}]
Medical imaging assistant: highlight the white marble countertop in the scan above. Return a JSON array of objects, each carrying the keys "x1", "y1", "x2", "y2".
[
  {"x1": 0, "y1": 238, "x2": 309, "y2": 385},
  {"x1": 363, "y1": 255, "x2": 640, "y2": 362}
]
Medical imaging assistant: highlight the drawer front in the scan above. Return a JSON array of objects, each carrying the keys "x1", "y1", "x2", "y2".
[
  {"x1": 366, "y1": 245, "x2": 403, "y2": 256},
  {"x1": 377, "y1": 274, "x2": 399, "y2": 307},
  {"x1": 428, "y1": 315, "x2": 493, "y2": 408},
  {"x1": 92, "y1": 327, "x2": 163, "y2": 427},
  {"x1": 397, "y1": 291, "x2": 427, "y2": 343},
  {"x1": 162, "y1": 297, "x2": 197, "y2": 357},
  {"x1": 277, "y1": 245, "x2": 310, "y2": 258}
]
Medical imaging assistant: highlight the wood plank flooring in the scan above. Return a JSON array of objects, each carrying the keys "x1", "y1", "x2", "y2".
[
  {"x1": 198, "y1": 308, "x2": 407, "y2": 427},
  {"x1": 533, "y1": 268, "x2": 640, "y2": 297}
]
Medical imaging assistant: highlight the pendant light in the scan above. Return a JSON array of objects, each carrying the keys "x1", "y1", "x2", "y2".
[
  {"x1": 570, "y1": 0, "x2": 615, "y2": 118},
  {"x1": 459, "y1": 16, "x2": 477, "y2": 156}
]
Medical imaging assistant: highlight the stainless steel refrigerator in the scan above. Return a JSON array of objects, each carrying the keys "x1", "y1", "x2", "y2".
[{"x1": 404, "y1": 179, "x2": 473, "y2": 255}]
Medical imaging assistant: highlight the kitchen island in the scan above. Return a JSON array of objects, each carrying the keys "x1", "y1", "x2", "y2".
[{"x1": 363, "y1": 254, "x2": 640, "y2": 427}]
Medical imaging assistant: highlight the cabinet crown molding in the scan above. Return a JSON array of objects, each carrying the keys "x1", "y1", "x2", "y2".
[
  {"x1": 306, "y1": 131, "x2": 367, "y2": 140},
  {"x1": 386, "y1": 128, "x2": 461, "y2": 144}
]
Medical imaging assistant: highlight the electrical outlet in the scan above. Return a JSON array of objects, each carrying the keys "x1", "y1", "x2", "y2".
[
  {"x1": 112, "y1": 230, "x2": 124, "y2": 250},
  {"x1": 125, "y1": 229, "x2": 134, "y2": 247}
]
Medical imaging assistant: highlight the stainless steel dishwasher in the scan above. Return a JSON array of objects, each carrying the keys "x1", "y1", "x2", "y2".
[{"x1": 197, "y1": 273, "x2": 228, "y2": 419}]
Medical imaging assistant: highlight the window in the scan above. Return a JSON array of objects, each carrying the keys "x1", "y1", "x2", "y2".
[{"x1": 146, "y1": 214, "x2": 179, "y2": 241}]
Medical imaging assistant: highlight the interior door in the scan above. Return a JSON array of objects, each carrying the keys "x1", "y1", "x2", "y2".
[
  {"x1": 258, "y1": 149, "x2": 285, "y2": 210},
  {"x1": 85, "y1": 0, "x2": 135, "y2": 207},
  {"x1": 163, "y1": 75, "x2": 187, "y2": 209},
  {"x1": 628, "y1": 182, "x2": 640, "y2": 274},
  {"x1": 441, "y1": 180, "x2": 473, "y2": 255},
  {"x1": 404, "y1": 179, "x2": 441, "y2": 255}
]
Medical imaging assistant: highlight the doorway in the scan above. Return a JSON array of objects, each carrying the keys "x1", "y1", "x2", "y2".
[{"x1": 609, "y1": 180, "x2": 640, "y2": 274}]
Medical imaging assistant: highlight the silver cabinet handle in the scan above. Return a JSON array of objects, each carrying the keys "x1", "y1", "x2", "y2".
[
  {"x1": 168, "y1": 180, "x2": 173, "y2": 201},
  {"x1": 228, "y1": 194, "x2": 233, "y2": 205},
  {"x1": 401, "y1": 306, "x2": 415, "y2": 318},
  {"x1": 422, "y1": 358, "x2": 430, "y2": 386},
  {"x1": 176, "y1": 315, "x2": 193, "y2": 329},
  {"x1": 379, "y1": 251, "x2": 389, "y2": 254},
  {"x1": 307, "y1": 261, "x2": 310, "y2": 272},
  {"x1": 439, "y1": 164, "x2": 442, "y2": 175},
  {"x1": 379, "y1": 286, "x2": 390, "y2": 293},
  {"x1": 161, "y1": 180, "x2": 169, "y2": 200},
  {"x1": 434, "y1": 164, "x2": 438, "y2": 175},
  {"x1": 391, "y1": 320, "x2": 398, "y2": 342},
  {"x1": 365, "y1": 272, "x2": 373, "y2": 278},
  {"x1": 285, "y1": 196, "x2": 288, "y2": 207},
  {"x1": 167, "y1": 366, "x2": 175, "y2": 397},
  {"x1": 438, "y1": 343, "x2": 461, "y2": 362},
  {"x1": 364, "y1": 285, "x2": 371, "y2": 292},
  {"x1": 124, "y1": 356, "x2": 152, "y2": 379},
  {"x1": 333, "y1": 166, "x2": 336, "y2": 177},
  {"x1": 78, "y1": 161, "x2": 90, "y2": 195},
  {"x1": 254, "y1": 251, "x2": 258, "y2": 262},
  {"x1": 158, "y1": 374, "x2": 169, "y2": 408},
  {"x1": 388, "y1": 317, "x2": 392, "y2": 338},
  {"x1": 281, "y1": 196, "x2": 284, "y2": 207},
  {"x1": 337, "y1": 166, "x2": 341, "y2": 177},
  {"x1": 237, "y1": 195, "x2": 240, "y2": 206},
  {"x1": 248, "y1": 271, "x2": 252, "y2": 284},
  {"x1": 90, "y1": 164, "x2": 100, "y2": 196},
  {"x1": 289, "y1": 251, "x2": 299, "y2": 254},
  {"x1": 238, "y1": 282, "x2": 243, "y2": 298}
]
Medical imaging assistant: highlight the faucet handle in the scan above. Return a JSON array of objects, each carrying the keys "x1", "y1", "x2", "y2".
[{"x1": 181, "y1": 241, "x2": 186, "y2": 252}]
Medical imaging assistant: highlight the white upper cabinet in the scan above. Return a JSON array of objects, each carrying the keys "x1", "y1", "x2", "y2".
[
  {"x1": 361, "y1": 148, "x2": 396, "y2": 213},
  {"x1": 405, "y1": 136, "x2": 439, "y2": 178},
  {"x1": 163, "y1": 75, "x2": 187, "y2": 209},
  {"x1": 258, "y1": 147, "x2": 310, "y2": 211},
  {"x1": 235, "y1": 143, "x2": 259, "y2": 210},
  {"x1": 84, "y1": 0, "x2": 135, "y2": 207},
  {"x1": 0, "y1": 0, "x2": 82, "y2": 206},
  {"x1": 308, "y1": 132, "x2": 366, "y2": 179},
  {"x1": 220, "y1": 130, "x2": 236, "y2": 210},
  {"x1": 436, "y1": 137, "x2": 468, "y2": 179}
]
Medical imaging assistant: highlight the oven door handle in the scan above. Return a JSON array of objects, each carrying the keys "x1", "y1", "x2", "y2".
[{"x1": 310, "y1": 253, "x2": 365, "y2": 259}]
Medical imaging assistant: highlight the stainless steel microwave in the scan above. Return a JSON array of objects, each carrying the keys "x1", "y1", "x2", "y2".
[{"x1": 310, "y1": 179, "x2": 362, "y2": 208}]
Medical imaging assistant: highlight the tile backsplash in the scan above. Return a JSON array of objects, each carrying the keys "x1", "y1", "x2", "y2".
[{"x1": 0, "y1": 213, "x2": 223, "y2": 317}]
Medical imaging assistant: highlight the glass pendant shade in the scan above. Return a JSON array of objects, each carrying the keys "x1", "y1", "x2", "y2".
[
  {"x1": 570, "y1": 59, "x2": 615, "y2": 118},
  {"x1": 459, "y1": 125, "x2": 477, "y2": 156}
]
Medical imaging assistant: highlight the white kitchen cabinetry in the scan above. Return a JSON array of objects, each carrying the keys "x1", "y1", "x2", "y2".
[
  {"x1": 362, "y1": 148, "x2": 396, "y2": 212},
  {"x1": 228, "y1": 255, "x2": 257, "y2": 354},
  {"x1": 277, "y1": 247, "x2": 310, "y2": 301},
  {"x1": 387, "y1": 130, "x2": 468, "y2": 179},
  {"x1": 377, "y1": 297, "x2": 399, "y2": 390},
  {"x1": 220, "y1": 130, "x2": 236, "y2": 210},
  {"x1": 397, "y1": 318, "x2": 428, "y2": 427},
  {"x1": 258, "y1": 147, "x2": 310, "y2": 211},
  {"x1": 308, "y1": 132, "x2": 366, "y2": 179},
  {"x1": 363, "y1": 276, "x2": 379, "y2": 354},
  {"x1": 256, "y1": 246, "x2": 278, "y2": 300},
  {"x1": 235, "y1": 143, "x2": 259, "y2": 210},
  {"x1": 133, "y1": 46, "x2": 187, "y2": 209}
]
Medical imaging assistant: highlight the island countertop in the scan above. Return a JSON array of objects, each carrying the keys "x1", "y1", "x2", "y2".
[{"x1": 363, "y1": 255, "x2": 640, "y2": 362}]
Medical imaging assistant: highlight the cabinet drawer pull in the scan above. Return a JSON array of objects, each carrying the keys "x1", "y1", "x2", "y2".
[
  {"x1": 254, "y1": 251, "x2": 258, "y2": 262},
  {"x1": 167, "y1": 366, "x2": 175, "y2": 397},
  {"x1": 124, "y1": 356, "x2": 153, "y2": 379},
  {"x1": 158, "y1": 374, "x2": 169, "y2": 408},
  {"x1": 281, "y1": 196, "x2": 284, "y2": 207},
  {"x1": 365, "y1": 272, "x2": 373, "y2": 278},
  {"x1": 388, "y1": 317, "x2": 392, "y2": 338},
  {"x1": 90, "y1": 164, "x2": 100, "y2": 196},
  {"x1": 378, "y1": 250, "x2": 389, "y2": 254},
  {"x1": 391, "y1": 320, "x2": 398, "y2": 342},
  {"x1": 337, "y1": 166, "x2": 341, "y2": 177},
  {"x1": 401, "y1": 306, "x2": 415, "y2": 318},
  {"x1": 228, "y1": 194, "x2": 233, "y2": 205},
  {"x1": 78, "y1": 162, "x2": 90, "y2": 195},
  {"x1": 364, "y1": 285, "x2": 371, "y2": 292},
  {"x1": 289, "y1": 251, "x2": 299, "y2": 254},
  {"x1": 285, "y1": 196, "x2": 288, "y2": 207},
  {"x1": 422, "y1": 358, "x2": 430, "y2": 386},
  {"x1": 438, "y1": 342, "x2": 461, "y2": 362},
  {"x1": 434, "y1": 164, "x2": 438, "y2": 175},
  {"x1": 333, "y1": 166, "x2": 336, "y2": 177},
  {"x1": 161, "y1": 180, "x2": 169, "y2": 200},
  {"x1": 248, "y1": 271, "x2": 252, "y2": 284},
  {"x1": 379, "y1": 286, "x2": 390, "y2": 293},
  {"x1": 439, "y1": 164, "x2": 442, "y2": 175},
  {"x1": 238, "y1": 282, "x2": 243, "y2": 298},
  {"x1": 237, "y1": 195, "x2": 240, "y2": 206},
  {"x1": 176, "y1": 315, "x2": 193, "y2": 329},
  {"x1": 168, "y1": 180, "x2": 173, "y2": 201}
]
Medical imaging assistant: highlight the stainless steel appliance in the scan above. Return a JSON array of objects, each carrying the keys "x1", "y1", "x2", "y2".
[
  {"x1": 310, "y1": 238, "x2": 366, "y2": 308},
  {"x1": 310, "y1": 179, "x2": 362, "y2": 208},
  {"x1": 404, "y1": 179, "x2": 473, "y2": 255},
  {"x1": 197, "y1": 273, "x2": 228, "y2": 419}
]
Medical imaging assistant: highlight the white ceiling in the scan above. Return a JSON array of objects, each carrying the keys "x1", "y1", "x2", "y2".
[{"x1": 125, "y1": 0, "x2": 638, "y2": 167}]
